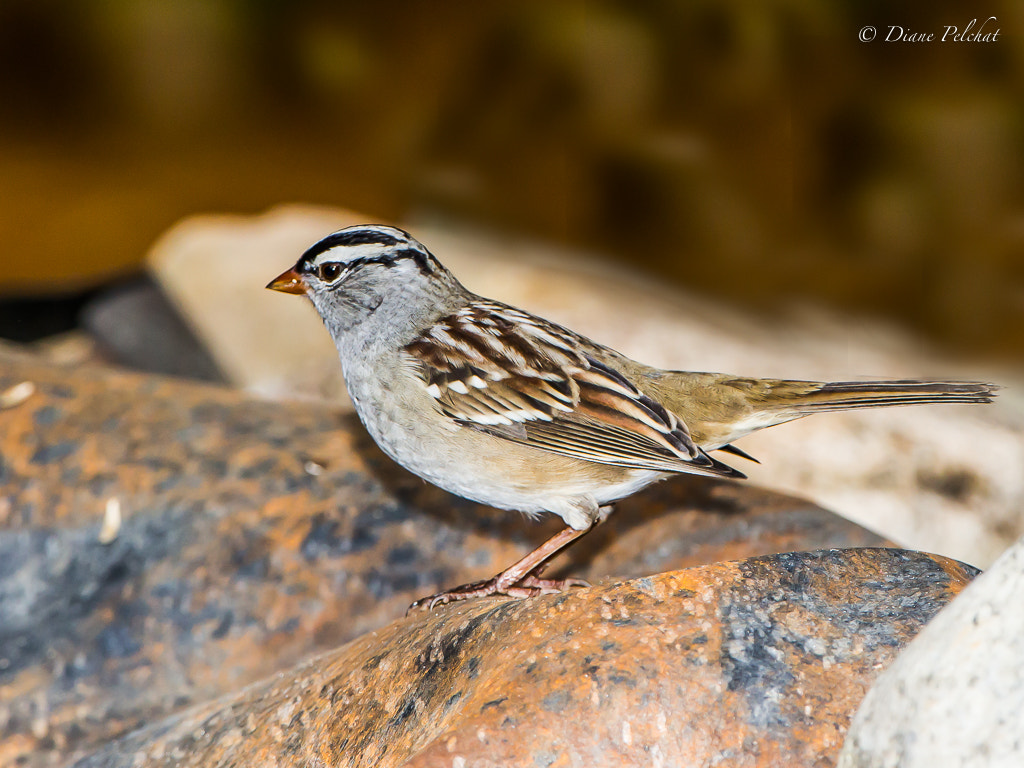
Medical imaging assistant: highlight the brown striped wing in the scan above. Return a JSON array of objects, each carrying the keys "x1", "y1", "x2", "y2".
[{"x1": 404, "y1": 301, "x2": 742, "y2": 478}]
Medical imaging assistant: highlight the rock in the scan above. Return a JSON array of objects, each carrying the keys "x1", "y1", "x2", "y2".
[
  {"x1": 145, "y1": 205, "x2": 1024, "y2": 568},
  {"x1": 70, "y1": 549, "x2": 976, "y2": 768},
  {"x1": 80, "y1": 278, "x2": 224, "y2": 382},
  {"x1": 838, "y1": 535, "x2": 1024, "y2": 768},
  {"x1": 0, "y1": 351, "x2": 885, "y2": 768}
]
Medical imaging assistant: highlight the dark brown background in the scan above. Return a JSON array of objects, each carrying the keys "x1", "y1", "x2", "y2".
[{"x1": 1, "y1": 1, "x2": 1021, "y2": 360}]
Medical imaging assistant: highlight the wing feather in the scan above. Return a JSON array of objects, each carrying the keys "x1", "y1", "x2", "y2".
[{"x1": 404, "y1": 300, "x2": 741, "y2": 479}]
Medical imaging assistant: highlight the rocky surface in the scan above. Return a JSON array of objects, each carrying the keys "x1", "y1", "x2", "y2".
[
  {"x1": 147, "y1": 206, "x2": 1023, "y2": 567},
  {"x1": 839, "y1": 535, "x2": 1024, "y2": 768},
  {"x1": 0, "y1": 351, "x2": 889, "y2": 768},
  {"x1": 70, "y1": 549, "x2": 977, "y2": 768},
  {"x1": 80, "y1": 278, "x2": 224, "y2": 382}
]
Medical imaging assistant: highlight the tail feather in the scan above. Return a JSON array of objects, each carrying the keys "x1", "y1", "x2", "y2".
[
  {"x1": 649, "y1": 372, "x2": 997, "y2": 450},
  {"x1": 796, "y1": 380, "x2": 998, "y2": 413},
  {"x1": 717, "y1": 443, "x2": 761, "y2": 463},
  {"x1": 701, "y1": 450, "x2": 747, "y2": 480}
]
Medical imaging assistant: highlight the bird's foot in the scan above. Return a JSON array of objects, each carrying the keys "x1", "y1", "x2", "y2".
[
  {"x1": 408, "y1": 522, "x2": 598, "y2": 613},
  {"x1": 518, "y1": 573, "x2": 591, "y2": 593},
  {"x1": 407, "y1": 569, "x2": 590, "y2": 613}
]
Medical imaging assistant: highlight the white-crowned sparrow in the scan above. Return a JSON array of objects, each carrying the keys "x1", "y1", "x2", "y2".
[{"x1": 268, "y1": 224, "x2": 997, "y2": 609}]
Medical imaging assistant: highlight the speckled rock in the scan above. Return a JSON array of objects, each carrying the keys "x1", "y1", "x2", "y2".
[
  {"x1": 839, "y1": 535, "x2": 1024, "y2": 768},
  {"x1": 71, "y1": 549, "x2": 976, "y2": 768},
  {"x1": 0, "y1": 351, "x2": 887, "y2": 768}
]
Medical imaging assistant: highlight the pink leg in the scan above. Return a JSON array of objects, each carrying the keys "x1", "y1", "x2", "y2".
[{"x1": 408, "y1": 512, "x2": 607, "y2": 612}]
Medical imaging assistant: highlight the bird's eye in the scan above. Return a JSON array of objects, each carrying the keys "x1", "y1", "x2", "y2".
[{"x1": 318, "y1": 263, "x2": 342, "y2": 281}]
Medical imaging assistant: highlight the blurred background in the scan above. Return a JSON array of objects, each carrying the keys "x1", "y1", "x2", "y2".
[{"x1": 0, "y1": 0, "x2": 1022, "y2": 362}]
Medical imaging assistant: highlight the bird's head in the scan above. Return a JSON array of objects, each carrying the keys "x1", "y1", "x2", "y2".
[{"x1": 267, "y1": 224, "x2": 462, "y2": 338}]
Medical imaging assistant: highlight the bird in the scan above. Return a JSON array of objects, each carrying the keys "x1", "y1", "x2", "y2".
[{"x1": 267, "y1": 224, "x2": 997, "y2": 610}]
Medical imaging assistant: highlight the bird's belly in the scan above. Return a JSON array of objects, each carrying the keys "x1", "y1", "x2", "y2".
[{"x1": 351, "y1": 388, "x2": 664, "y2": 520}]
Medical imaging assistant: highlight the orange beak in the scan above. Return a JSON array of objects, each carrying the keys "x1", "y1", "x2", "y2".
[{"x1": 266, "y1": 267, "x2": 307, "y2": 295}]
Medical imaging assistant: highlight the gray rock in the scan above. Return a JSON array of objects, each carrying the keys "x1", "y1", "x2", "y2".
[
  {"x1": 81, "y1": 279, "x2": 223, "y2": 382},
  {"x1": 838, "y1": 535, "x2": 1024, "y2": 768}
]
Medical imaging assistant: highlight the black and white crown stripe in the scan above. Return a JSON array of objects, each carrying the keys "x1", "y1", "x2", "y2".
[{"x1": 296, "y1": 225, "x2": 440, "y2": 278}]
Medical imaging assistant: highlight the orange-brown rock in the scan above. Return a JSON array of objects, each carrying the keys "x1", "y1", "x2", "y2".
[
  {"x1": 71, "y1": 549, "x2": 976, "y2": 768},
  {"x1": 0, "y1": 351, "x2": 887, "y2": 767}
]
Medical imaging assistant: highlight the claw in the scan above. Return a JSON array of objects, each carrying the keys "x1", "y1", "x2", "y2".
[
  {"x1": 407, "y1": 569, "x2": 590, "y2": 613},
  {"x1": 406, "y1": 514, "x2": 611, "y2": 613}
]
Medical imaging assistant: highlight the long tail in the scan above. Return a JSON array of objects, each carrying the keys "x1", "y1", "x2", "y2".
[
  {"x1": 664, "y1": 375, "x2": 999, "y2": 451},
  {"x1": 786, "y1": 379, "x2": 998, "y2": 413}
]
